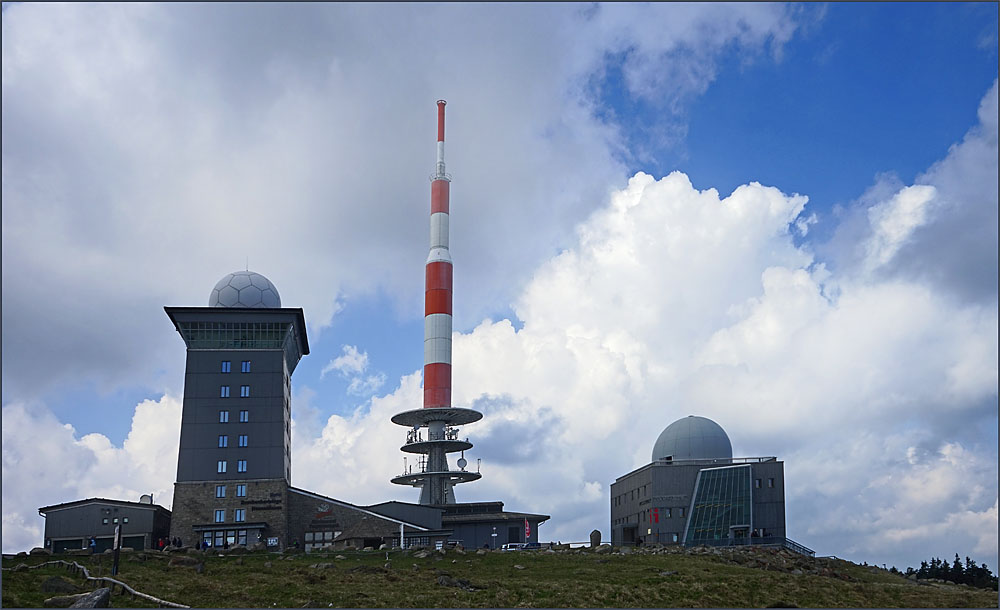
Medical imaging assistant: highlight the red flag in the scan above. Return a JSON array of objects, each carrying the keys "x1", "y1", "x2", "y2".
[{"x1": 524, "y1": 518, "x2": 530, "y2": 538}]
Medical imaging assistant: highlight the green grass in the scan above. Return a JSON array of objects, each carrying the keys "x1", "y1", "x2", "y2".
[{"x1": 3, "y1": 547, "x2": 997, "y2": 608}]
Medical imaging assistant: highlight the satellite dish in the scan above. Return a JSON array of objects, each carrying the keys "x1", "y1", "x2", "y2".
[{"x1": 139, "y1": 494, "x2": 153, "y2": 505}]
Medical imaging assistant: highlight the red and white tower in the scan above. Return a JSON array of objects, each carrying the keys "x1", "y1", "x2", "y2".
[{"x1": 391, "y1": 101, "x2": 482, "y2": 505}]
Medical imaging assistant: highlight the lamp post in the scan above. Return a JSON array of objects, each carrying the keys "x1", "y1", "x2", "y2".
[{"x1": 491, "y1": 527, "x2": 497, "y2": 550}]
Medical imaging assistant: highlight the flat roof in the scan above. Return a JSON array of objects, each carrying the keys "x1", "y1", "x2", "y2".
[{"x1": 39, "y1": 497, "x2": 170, "y2": 514}]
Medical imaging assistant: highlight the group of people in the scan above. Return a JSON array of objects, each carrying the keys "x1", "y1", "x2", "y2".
[{"x1": 156, "y1": 536, "x2": 183, "y2": 550}]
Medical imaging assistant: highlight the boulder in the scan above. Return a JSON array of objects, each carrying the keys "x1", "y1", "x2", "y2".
[
  {"x1": 16, "y1": 551, "x2": 28, "y2": 558},
  {"x1": 378, "y1": 544, "x2": 389, "y2": 550},
  {"x1": 30, "y1": 547, "x2": 53, "y2": 556},
  {"x1": 476, "y1": 549, "x2": 488, "y2": 555},
  {"x1": 41, "y1": 576, "x2": 83, "y2": 594},
  {"x1": 595, "y1": 545, "x2": 612, "y2": 554},
  {"x1": 168, "y1": 555, "x2": 202, "y2": 567},
  {"x1": 43, "y1": 593, "x2": 90, "y2": 608},
  {"x1": 249, "y1": 542, "x2": 267, "y2": 552},
  {"x1": 68, "y1": 588, "x2": 111, "y2": 608},
  {"x1": 413, "y1": 550, "x2": 430, "y2": 559},
  {"x1": 590, "y1": 529, "x2": 602, "y2": 548},
  {"x1": 226, "y1": 544, "x2": 248, "y2": 555},
  {"x1": 335, "y1": 555, "x2": 347, "y2": 560}
]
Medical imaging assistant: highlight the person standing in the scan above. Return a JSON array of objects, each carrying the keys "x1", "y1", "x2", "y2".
[{"x1": 88, "y1": 536, "x2": 96, "y2": 553}]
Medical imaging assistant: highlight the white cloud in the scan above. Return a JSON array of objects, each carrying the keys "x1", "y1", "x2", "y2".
[
  {"x1": 321, "y1": 345, "x2": 369, "y2": 378},
  {"x1": 1, "y1": 395, "x2": 181, "y2": 553}
]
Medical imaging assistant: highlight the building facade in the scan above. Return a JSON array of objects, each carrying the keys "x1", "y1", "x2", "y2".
[
  {"x1": 38, "y1": 498, "x2": 171, "y2": 553},
  {"x1": 611, "y1": 416, "x2": 808, "y2": 554}
]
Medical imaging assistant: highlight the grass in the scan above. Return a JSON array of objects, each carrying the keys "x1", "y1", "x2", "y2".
[{"x1": 3, "y1": 547, "x2": 998, "y2": 608}]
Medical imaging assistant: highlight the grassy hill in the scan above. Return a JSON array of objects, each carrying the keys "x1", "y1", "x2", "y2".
[{"x1": 3, "y1": 544, "x2": 998, "y2": 608}]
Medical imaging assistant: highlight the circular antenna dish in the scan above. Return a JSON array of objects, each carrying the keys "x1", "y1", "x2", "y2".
[
  {"x1": 139, "y1": 494, "x2": 153, "y2": 505},
  {"x1": 457, "y1": 457, "x2": 468, "y2": 470}
]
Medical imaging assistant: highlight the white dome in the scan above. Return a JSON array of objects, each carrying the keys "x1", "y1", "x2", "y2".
[
  {"x1": 652, "y1": 415, "x2": 732, "y2": 462},
  {"x1": 209, "y1": 271, "x2": 281, "y2": 308}
]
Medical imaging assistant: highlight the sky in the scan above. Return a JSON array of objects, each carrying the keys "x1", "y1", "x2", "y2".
[{"x1": 2, "y1": 2, "x2": 997, "y2": 572}]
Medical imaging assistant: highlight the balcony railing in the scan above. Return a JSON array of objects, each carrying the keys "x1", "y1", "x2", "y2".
[{"x1": 405, "y1": 427, "x2": 465, "y2": 444}]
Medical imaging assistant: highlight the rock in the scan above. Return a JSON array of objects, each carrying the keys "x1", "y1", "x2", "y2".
[
  {"x1": 513, "y1": 564, "x2": 525, "y2": 570},
  {"x1": 226, "y1": 545, "x2": 248, "y2": 554},
  {"x1": 43, "y1": 593, "x2": 90, "y2": 608},
  {"x1": 595, "y1": 545, "x2": 612, "y2": 554},
  {"x1": 790, "y1": 569, "x2": 803, "y2": 575},
  {"x1": 195, "y1": 562, "x2": 206, "y2": 574},
  {"x1": 234, "y1": 557, "x2": 244, "y2": 565},
  {"x1": 335, "y1": 555, "x2": 346, "y2": 560},
  {"x1": 590, "y1": 529, "x2": 602, "y2": 548},
  {"x1": 362, "y1": 546, "x2": 374, "y2": 552},
  {"x1": 378, "y1": 544, "x2": 389, "y2": 550},
  {"x1": 16, "y1": 551, "x2": 28, "y2": 558},
  {"x1": 620, "y1": 547, "x2": 631, "y2": 555},
  {"x1": 168, "y1": 555, "x2": 201, "y2": 567},
  {"x1": 454, "y1": 547, "x2": 465, "y2": 555},
  {"x1": 413, "y1": 550, "x2": 430, "y2": 559},
  {"x1": 476, "y1": 549, "x2": 488, "y2": 555},
  {"x1": 264, "y1": 561, "x2": 272, "y2": 568},
  {"x1": 68, "y1": 588, "x2": 111, "y2": 608},
  {"x1": 659, "y1": 571, "x2": 677, "y2": 577},
  {"x1": 30, "y1": 547, "x2": 53, "y2": 556},
  {"x1": 310, "y1": 563, "x2": 333, "y2": 569},
  {"x1": 249, "y1": 542, "x2": 266, "y2": 552},
  {"x1": 437, "y1": 575, "x2": 482, "y2": 592},
  {"x1": 41, "y1": 576, "x2": 83, "y2": 594}
]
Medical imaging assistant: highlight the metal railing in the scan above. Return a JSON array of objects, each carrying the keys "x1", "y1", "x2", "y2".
[
  {"x1": 405, "y1": 427, "x2": 464, "y2": 444},
  {"x1": 685, "y1": 536, "x2": 815, "y2": 556}
]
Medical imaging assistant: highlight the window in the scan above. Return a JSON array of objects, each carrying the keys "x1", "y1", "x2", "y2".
[
  {"x1": 678, "y1": 507, "x2": 685, "y2": 518},
  {"x1": 768, "y1": 478, "x2": 775, "y2": 488},
  {"x1": 123, "y1": 517, "x2": 129, "y2": 524},
  {"x1": 113, "y1": 517, "x2": 119, "y2": 524},
  {"x1": 755, "y1": 478, "x2": 762, "y2": 489},
  {"x1": 214, "y1": 531, "x2": 224, "y2": 548},
  {"x1": 664, "y1": 508, "x2": 671, "y2": 518},
  {"x1": 241, "y1": 360, "x2": 251, "y2": 373},
  {"x1": 237, "y1": 460, "x2": 247, "y2": 473},
  {"x1": 102, "y1": 518, "x2": 109, "y2": 525},
  {"x1": 220, "y1": 385, "x2": 230, "y2": 398},
  {"x1": 216, "y1": 485, "x2": 226, "y2": 498},
  {"x1": 240, "y1": 385, "x2": 250, "y2": 397},
  {"x1": 214, "y1": 510, "x2": 225, "y2": 523},
  {"x1": 219, "y1": 410, "x2": 229, "y2": 423},
  {"x1": 239, "y1": 410, "x2": 249, "y2": 423},
  {"x1": 671, "y1": 533, "x2": 679, "y2": 543},
  {"x1": 218, "y1": 435, "x2": 228, "y2": 448},
  {"x1": 218, "y1": 460, "x2": 227, "y2": 473},
  {"x1": 234, "y1": 509, "x2": 246, "y2": 523},
  {"x1": 236, "y1": 484, "x2": 246, "y2": 497},
  {"x1": 239, "y1": 435, "x2": 248, "y2": 447},
  {"x1": 237, "y1": 530, "x2": 247, "y2": 546},
  {"x1": 221, "y1": 361, "x2": 231, "y2": 373}
]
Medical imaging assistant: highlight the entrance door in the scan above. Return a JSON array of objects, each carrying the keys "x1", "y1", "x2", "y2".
[{"x1": 507, "y1": 527, "x2": 521, "y2": 544}]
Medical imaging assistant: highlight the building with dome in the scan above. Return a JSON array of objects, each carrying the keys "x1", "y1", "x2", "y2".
[
  {"x1": 610, "y1": 415, "x2": 811, "y2": 554},
  {"x1": 164, "y1": 271, "x2": 454, "y2": 551}
]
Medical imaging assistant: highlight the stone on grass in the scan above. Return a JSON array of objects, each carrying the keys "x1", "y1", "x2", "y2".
[
  {"x1": 41, "y1": 576, "x2": 83, "y2": 594},
  {"x1": 68, "y1": 588, "x2": 110, "y2": 608},
  {"x1": 30, "y1": 547, "x2": 53, "y2": 556},
  {"x1": 43, "y1": 593, "x2": 90, "y2": 608},
  {"x1": 590, "y1": 529, "x2": 601, "y2": 548},
  {"x1": 595, "y1": 545, "x2": 612, "y2": 554}
]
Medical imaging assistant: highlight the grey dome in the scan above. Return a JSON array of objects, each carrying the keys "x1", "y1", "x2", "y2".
[
  {"x1": 652, "y1": 415, "x2": 732, "y2": 462},
  {"x1": 209, "y1": 271, "x2": 281, "y2": 308}
]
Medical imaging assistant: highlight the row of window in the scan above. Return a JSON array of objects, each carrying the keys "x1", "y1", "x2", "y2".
[
  {"x1": 612, "y1": 484, "x2": 650, "y2": 506},
  {"x1": 755, "y1": 478, "x2": 776, "y2": 488},
  {"x1": 217, "y1": 460, "x2": 248, "y2": 473},
  {"x1": 218, "y1": 435, "x2": 249, "y2": 448},
  {"x1": 202, "y1": 529, "x2": 249, "y2": 548},
  {"x1": 219, "y1": 410, "x2": 250, "y2": 423},
  {"x1": 220, "y1": 385, "x2": 251, "y2": 398},
  {"x1": 215, "y1": 508, "x2": 246, "y2": 523},
  {"x1": 220, "y1": 360, "x2": 252, "y2": 373},
  {"x1": 100, "y1": 517, "x2": 129, "y2": 525},
  {"x1": 215, "y1": 483, "x2": 247, "y2": 498}
]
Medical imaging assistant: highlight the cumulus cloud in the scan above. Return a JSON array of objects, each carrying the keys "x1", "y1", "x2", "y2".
[
  {"x1": 1, "y1": 395, "x2": 181, "y2": 553},
  {"x1": 320, "y1": 345, "x2": 387, "y2": 396}
]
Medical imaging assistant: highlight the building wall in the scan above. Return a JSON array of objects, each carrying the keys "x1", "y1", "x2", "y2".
[
  {"x1": 169, "y1": 479, "x2": 288, "y2": 548},
  {"x1": 42, "y1": 502, "x2": 169, "y2": 552},
  {"x1": 176, "y1": 349, "x2": 290, "y2": 483},
  {"x1": 611, "y1": 459, "x2": 786, "y2": 546}
]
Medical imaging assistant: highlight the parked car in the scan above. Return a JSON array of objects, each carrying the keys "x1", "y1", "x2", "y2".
[
  {"x1": 523, "y1": 542, "x2": 542, "y2": 550},
  {"x1": 500, "y1": 542, "x2": 527, "y2": 551}
]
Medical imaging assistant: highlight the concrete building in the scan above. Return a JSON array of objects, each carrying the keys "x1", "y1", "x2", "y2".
[
  {"x1": 611, "y1": 415, "x2": 812, "y2": 555},
  {"x1": 38, "y1": 498, "x2": 171, "y2": 553}
]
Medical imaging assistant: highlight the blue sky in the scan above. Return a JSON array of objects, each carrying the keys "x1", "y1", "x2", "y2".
[{"x1": 2, "y1": 3, "x2": 997, "y2": 571}]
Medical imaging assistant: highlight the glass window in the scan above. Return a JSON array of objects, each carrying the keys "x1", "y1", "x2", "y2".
[
  {"x1": 679, "y1": 507, "x2": 685, "y2": 518},
  {"x1": 203, "y1": 532, "x2": 213, "y2": 547},
  {"x1": 102, "y1": 518, "x2": 108, "y2": 525},
  {"x1": 221, "y1": 385, "x2": 230, "y2": 398},
  {"x1": 216, "y1": 485, "x2": 226, "y2": 498},
  {"x1": 236, "y1": 484, "x2": 246, "y2": 497},
  {"x1": 214, "y1": 531, "x2": 224, "y2": 548},
  {"x1": 237, "y1": 460, "x2": 247, "y2": 473},
  {"x1": 239, "y1": 410, "x2": 249, "y2": 422},
  {"x1": 123, "y1": 517, "x2": 129, "y2": 524},
  {"x1": 218, "y1": 460, "x2": 227, "y2": 473},
  {"x1": 226, "y1": 530, "x2": 236, "y2": 546},
  {"x1": 239, "y1": 435, "x2": 248, "y2": 447},
  {"x1": 219, "y1": 410, "x2": 229, "y2": 423},
  {"x1": 240, "y1": 385, "x2": 250, "y2": 397},
  {"x1": 221, "y1": 361, "x2": 231, "y2": 373},
  {"x1": 684, "y1": 465, "x2": 749, "y2": 546},
  {"x1": 218, "y1": 435, "x2": 228, "y2": 448},
  {"x1": 241, "y1": 361, "x2": 251, "y2": 373},
  {"x1": 671, "y1": 533, "x2": 679, "y2": 543},
  {"x1": 234, "y1": 509, "x2": 245, "y2": 523},
  {"x1": 214, "y1": 510, "x2": 225, "y2": 523},
  {"x1": 768, "y1": 478, "x2": 775, "y2": 488},
  {"x1": 305, "y1": 532, "x2": 314, "y2": 542},
  {"x1": 755, "y1": 478, "x2": 762, "y2": 489},
  {"x1": 113, "y1": 517, "x2": 119, "y2": 524},
  {"x1": 238, "y1": 530, "x2": 247, "y2": 546},
  {"x1": 665, "y1": 508, "x2": 671, "y2": 518}
]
